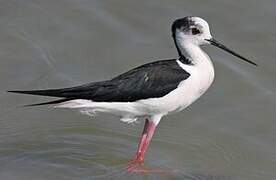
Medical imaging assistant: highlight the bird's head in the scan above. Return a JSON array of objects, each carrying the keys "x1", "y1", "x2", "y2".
[
  {"x1": 172, "y1": 16, "x2": 211, "y2": 46},
  {"x1": 171, "y1": 16, "x2": 257, "y2": 66}
]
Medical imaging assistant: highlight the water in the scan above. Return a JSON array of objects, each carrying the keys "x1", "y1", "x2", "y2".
[{"x1": 1, "y1": 0, "x2": 276, "y2": 179}]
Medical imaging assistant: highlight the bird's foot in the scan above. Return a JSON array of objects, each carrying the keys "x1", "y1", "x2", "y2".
[
  {"x1": 126, "y1": 157, "x2": 143, "y2": 173},
  {"x1": 126, "y1": 158, "x2": 166, "y2": 173}
]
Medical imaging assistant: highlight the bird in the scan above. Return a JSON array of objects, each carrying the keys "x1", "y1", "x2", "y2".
[{"x1": 8, "y1": 16, "x2": 257, "y2": 173}]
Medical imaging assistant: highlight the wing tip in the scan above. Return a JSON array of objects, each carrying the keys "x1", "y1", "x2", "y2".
[
  {"x1": 7, "y1": 89, "x2": 63, "y2": 97},
  {"x1": 7, "y1": 90, "x2": 18, "y2": 93},
  {"x1": 7, "y1": 90, "x2": 35, "y2": 94},
  {"x1": 23, "y1": 98, "x2": 72, "y2": 107}
]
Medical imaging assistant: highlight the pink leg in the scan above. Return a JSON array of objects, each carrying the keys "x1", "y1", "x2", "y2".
[
  {"x1": 127, "y1": 119, "x2": 158, "y2": 172},
  {"x1": 135, "y1": 119, "x2": 150, "y2": 162},
  {"x1": 136, "y1": 119, "x2": 156, "y2": 162}
]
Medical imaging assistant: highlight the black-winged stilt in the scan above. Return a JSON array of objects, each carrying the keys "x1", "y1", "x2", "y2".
[{"x1": 8, "y1": 16, "x2": 257, "y2": 173}]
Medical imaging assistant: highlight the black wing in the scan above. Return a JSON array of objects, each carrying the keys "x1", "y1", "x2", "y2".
[{"x1": 8, "y1": 59, "x2": 190, "y2": 104}]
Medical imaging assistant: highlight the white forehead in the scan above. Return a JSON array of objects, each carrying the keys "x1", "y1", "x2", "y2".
[{"x1": 190, "y1": 17, "x2": 210, "y2": 29}]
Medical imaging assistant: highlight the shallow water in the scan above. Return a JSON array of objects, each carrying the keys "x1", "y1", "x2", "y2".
[{"x1": 1, "y1": 0, "x2": 276, "y2": 179}]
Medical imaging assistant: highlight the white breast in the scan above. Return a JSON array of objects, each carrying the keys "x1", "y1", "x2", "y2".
[
  {"x1": 138, "y1": 57, "x2": 214, "y2": 115},
  {"x1": 57, "y1": 45, "x2": 215, "y2": 123}
]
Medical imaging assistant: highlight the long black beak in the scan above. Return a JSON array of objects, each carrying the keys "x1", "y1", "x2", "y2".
[{"x1": 206, "y1": 38, "x2": 257, "y2": 66}]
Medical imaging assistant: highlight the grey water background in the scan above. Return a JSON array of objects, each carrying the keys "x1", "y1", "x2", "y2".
[{"x1": 0, "y1": 0, "x2": 275, "y2": 179}]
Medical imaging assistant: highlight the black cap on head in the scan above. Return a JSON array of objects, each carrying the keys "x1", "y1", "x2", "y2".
[{"x1": 171, "y1": 16, "x2": 195, "y2": 36}]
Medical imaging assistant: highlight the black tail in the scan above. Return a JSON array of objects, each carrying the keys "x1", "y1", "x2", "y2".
[
  {"x1": 8, "y1": 89, "x2": 71, "y2": 98},
  {"x1": 7, "y1": 81, "x2": 100, "y2": 99},
  {"x1": 8, "y1": 89, "x2": 76, "y2": 107},
  {"x1": 22, "y1": 98, "x2": 72, "y2": 107},
  {"x1": 7, "y1": 80, "x2": 119, "y2": 106},
  {"x1": 7, "y1": 82, "x2": 102, "y2": 106}
]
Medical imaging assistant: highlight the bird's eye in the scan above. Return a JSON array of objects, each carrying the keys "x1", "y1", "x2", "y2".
[{"x1": 191, "y1": 28, "x2": 201, "y2": 35}]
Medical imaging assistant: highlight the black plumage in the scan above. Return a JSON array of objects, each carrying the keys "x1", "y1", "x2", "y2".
[{"x1": 9, "y1": 59, "x2": 190, "y2": 105}]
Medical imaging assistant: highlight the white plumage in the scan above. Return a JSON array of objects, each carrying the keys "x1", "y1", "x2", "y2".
[
  {"x1": 9, "y1": 16, "x2": 256, "y2": 172},
  {"x1": 55, "y1": 57, "x2": 214, "y2": 124}
]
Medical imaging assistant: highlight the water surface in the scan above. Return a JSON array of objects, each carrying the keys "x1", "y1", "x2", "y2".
[{"x1": 1, "y1": 0, "x2": 276, "y2": 179}]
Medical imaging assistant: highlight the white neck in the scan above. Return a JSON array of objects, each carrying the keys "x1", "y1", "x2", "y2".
[
  {"x1": 177, "y1": 40, "x2": 209, "y2": 66},
  {"x1": 176, "y1": 39, "x2": 215, "y2": 88}
]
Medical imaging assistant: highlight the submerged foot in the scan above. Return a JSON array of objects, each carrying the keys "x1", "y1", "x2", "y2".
[
  {"x1": 126, "y1": 158, "x2": 167, "y2": 173},
  {"x1": 126, "y1": 158, "x2": 143, "y2": 173}
]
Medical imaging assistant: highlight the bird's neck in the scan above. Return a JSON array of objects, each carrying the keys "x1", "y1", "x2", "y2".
[{"x1": 176, "y1": 40, "x2": 210, "y2": 66}]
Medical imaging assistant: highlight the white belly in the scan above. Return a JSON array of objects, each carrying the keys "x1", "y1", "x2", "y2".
[
  {"x1": 56, "y1": 59, "x2": 214, "y2": 121},
  {"x1": 138, "y1": 59, "x2": 215, "y2": 114}
]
